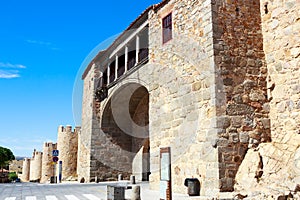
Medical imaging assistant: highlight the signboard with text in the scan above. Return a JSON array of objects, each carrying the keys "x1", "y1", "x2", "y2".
[{"x1": 160, "y1": 147, "x2": 172, "y2": 200}]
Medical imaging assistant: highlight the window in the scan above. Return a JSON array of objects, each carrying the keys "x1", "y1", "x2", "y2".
[{"x1": 162, "y1": 13, "x2": 172, "y2": 44}]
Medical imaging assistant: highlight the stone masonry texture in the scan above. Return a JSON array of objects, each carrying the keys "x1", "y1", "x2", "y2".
[
  {"x1": 21, "y1": 158, "x2": 30, "y2": 182},
  {"x1": 212, "y1": 0, "x2": 270, "y2": 192},
  {"x1": 234, "y1": 1, "x2": 300, "y2": 199},
  {"x1": 29, "y1": 150, "x2": 42, "y2": 182},
  {"x1": 57, "y1": 125, "x2": 79, "y2": 181},
  {"x1": 41, "y1": 142, "x2": 57, "y2": 183},
  {"x1": 79, "y1": 0, "x2": 300, "y2": 198}
]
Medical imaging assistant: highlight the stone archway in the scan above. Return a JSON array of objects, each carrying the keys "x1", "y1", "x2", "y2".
[
  {"x1": 130, "y1": 86, "x2": 150, "y2": 181},
  {"x1": 100, "y1": 83, "x2": 149, "y2": 181}
]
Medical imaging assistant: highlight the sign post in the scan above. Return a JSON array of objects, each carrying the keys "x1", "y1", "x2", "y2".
[
  {"x1": 160, "y1": 147, "x2": 172, "y2": 200},
  {"x1": 58, "y1": 161, "x2": 62, "y2": 183},
  {"x1": 52, "y1": 150, "x2": 59, "y2": 184}
]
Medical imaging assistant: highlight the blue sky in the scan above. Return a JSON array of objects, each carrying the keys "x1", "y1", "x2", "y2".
[{"x1": 0, "y1": 0, "x2": 160, "y2": 157}]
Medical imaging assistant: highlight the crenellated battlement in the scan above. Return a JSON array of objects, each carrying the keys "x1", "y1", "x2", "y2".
[
  {"x1": 58, "y1": 125, "x2": 81, "y2": 134},
  {"x1": 24, "y1": 125, "x2": 79, "y2": 183},
  {"x1": 44, "y1": 142, "x2": 57, "y2": 148},
  {"x1": 32, "y1": 149, "x2": 43, "y2": 158}
]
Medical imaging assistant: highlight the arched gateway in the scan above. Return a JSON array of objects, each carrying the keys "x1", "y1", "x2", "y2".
[
  {"x1": 78, "y1": 0, "x2": 274, "y2": 196},
  {"x1": 100, "y1": 83, "x2": 150, "y2": 181}
]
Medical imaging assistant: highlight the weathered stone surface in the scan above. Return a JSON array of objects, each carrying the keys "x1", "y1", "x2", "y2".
[
  {"x1": 41, "y1": 142, "x2": 57, "y2": 183},
  {"x1": 239, "y1": 132, "x2": 249, "y2": 144},
  {"x1": 235, "y1": 149, "x2": 261, "y2": 191},
  {"x1": 249, "y1": 90, "x2": 266, "y2": 102},
  {"x1": 226, "y1": 104, "x2": 254, "y2": 116},
  {"x1": 29, "y1": 150, "x2": 43, "y2": 182},
  {"x1": 78, "y1": 0, "x2": 299, "y2": 198},
  {"x1": 21, "y1": 158, "x2": 30, "y2": 182},
  {"x1": 57, "y1": 125, "x2": 79, "y2": 180}
]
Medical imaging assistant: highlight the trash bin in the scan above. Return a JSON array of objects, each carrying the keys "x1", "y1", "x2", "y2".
[
  {"x1": 50, "y1": 176, "x2": 57, "y2": 184},
  {"x1": 184, "y1": 178, "x2": 200, "y2": 196}
]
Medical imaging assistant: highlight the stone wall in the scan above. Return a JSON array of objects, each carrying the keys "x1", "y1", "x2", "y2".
[
  {"x1": 29, "y1": 150, "x2": 43, "y2": 182},
  {"x1": 9, "y1": 160, "x2": 23, "y2": 174},
  {"x1": 148, "y1": 0, "x2": 219, "y2": 195},
  {"x1": 79, "y1": 0, "x2": 299, "y2": 196},
  {"x1": 87, "y1": 82, "x2": 149, "y2": 182},
  {"x1": 235, "y1": 0, "x2": 300, "y2": 198},
  {"x1": 57, "y1": 125, "x2": 79, "y2": 180},
  {"x1": 81, "y1": 0, "x2": 219, "y2": 195},
  {"x1": 21, "y1": 158, "x2": 30, "y2": 182},
  {"x1": 78, "y1": 64, "x2": 95, "y2": 182},
  {"x1": 41, "y1": 142, "x2": 57, "y2": 183},
  {"x1": 211, "y1": 0, "x2": 269, "y2": 192}
]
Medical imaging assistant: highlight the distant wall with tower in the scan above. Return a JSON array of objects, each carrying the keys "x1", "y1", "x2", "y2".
[
  {"x1": 57, "y1": 125, "x2": 79, "y2": 180},
  {"x1": 9, "y1": 160, "x2": 23, "y2": 174},
  {"x1": 29, "y1": 149, "x2": 43, "y2": 182},
  {"x1": 41, "y1": 142, "x2": 57, "y2": 183},
  {"x1": 21, "y1": 158, "x2": 30, "y2": 182},
  {"x1": 21, "y1": 125, "x2": 80, "y2": 183}
]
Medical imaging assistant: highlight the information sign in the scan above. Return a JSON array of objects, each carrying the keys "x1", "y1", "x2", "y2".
[{"x1": 52, "y1": 150, "x2": 59, "y2": 157}]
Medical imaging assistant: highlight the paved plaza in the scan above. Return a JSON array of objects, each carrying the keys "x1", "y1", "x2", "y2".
[{"x1": 0, "y1": 182, "x2": 202, "y2": 200}]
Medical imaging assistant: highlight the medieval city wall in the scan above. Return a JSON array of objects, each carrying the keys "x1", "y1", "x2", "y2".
[
  {"x1": 79, "y1": 0, "x2": 299, "y2": 197},
  {"x1": 29, "y1": 150, "x2": 43, "y2": 182},
  {"x1": 82, "y1": 0, "x2": 219, "y2": 195},
  {"x1": 147, "y1": 0, "x2": 219, "y2": 195},
  {"x1": 9, "y1": 160, "x2": 23, "y2": 174},
  {"x1": 57, "y1": 125, "x2": 79, "y2": 180},
  {"x1": 77, "y1": 67, "x2": 94, "y2": 182},
  {"x1": 21, "y1": 158, "x2": 30, "y2": 182},
  {"x1": 211, "y1": 0, "x2": 269, "y2": 192},
  {"x1": 87, "y1": 67, "x2": 151, "y2": 182},
  {"x1": 41, "y1": 142, "x2": 57, "y2": 183},
  {"x1": 234, "y1": 1, "x2": 300, "y2": 198}
]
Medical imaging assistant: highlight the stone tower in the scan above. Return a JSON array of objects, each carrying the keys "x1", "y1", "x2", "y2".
[
  {"x1": 41, "y1": 142, "x2": 57, "y2": 183},
  {"x1": 29, "y1": 149, "x2": 43, "y2": 182},
  {"x1": 21, "y1": 158, "x2": 30, "y2": 182},
  {"x1": 57, "y1": 125, "x2": 79, "y2": 180}
]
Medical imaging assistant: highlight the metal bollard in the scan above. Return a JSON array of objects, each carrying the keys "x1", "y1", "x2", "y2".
[
  {"x1": 130, "y1": 175, "x2": 136, "y2": 184},
  {"x1": 131, "y1": 185, "x2": 141, "y2": 200},
  {"x1": 118, "y1": 174, "x2": 123, "y2": 181}
]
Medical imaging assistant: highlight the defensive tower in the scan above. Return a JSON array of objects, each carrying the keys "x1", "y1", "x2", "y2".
[
  {"x1": 57, "y1": 125, "x2": 80, "y2": 180},
  {"x1": 29, "y1": 149, "x2": 43, "y2": 182},
  {"x1": 21, "y1": 158, "x2": 31, "y2": 182},
  {"x1": 41, "y1": 142, "x2": 57, "y2": 183}
]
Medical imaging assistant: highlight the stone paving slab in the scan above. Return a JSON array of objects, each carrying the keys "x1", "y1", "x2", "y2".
[{"x1": 0, "y1": 181, "x2": 235, "y2": 200}]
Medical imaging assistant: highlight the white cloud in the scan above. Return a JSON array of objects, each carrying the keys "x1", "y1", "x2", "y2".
[
  {"x1": 25, "y1": 39, "x2": 59, "y2": 51},
  {"x1": 0, "y1": 70, "x2": 20, "y2": 79},
  {"x1": 0, "y1": 62, "x2": 26, "y2": 69},
  {"x1": 0, "y1": 62, "x2": 27, "y2": 79},
  {"x1": 26, "y1": 39, "x2": 52, "y2": 46}
]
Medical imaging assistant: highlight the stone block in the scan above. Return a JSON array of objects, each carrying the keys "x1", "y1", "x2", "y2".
[
  {"x1": 239, "y1": 132, "x2": 249, "y2": 144},
  {"x1": 229, "y1": 132, "x2": 239, "y2": 143},
  {"x1": 231, "y1": 116, "x2": 243, "y2": 128},
  {"x1": 192, "y1": 81, "x2": 202, "y2": 91},
  {"x1": 107, "y1": 185, "x2": 125, "y2": 200},
  {"x1": 249, "y1": 90, "x2": 266, "y2": 102},
  {"x1": 226, "y1": 104, "x2": 254, "y2": 116}
]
